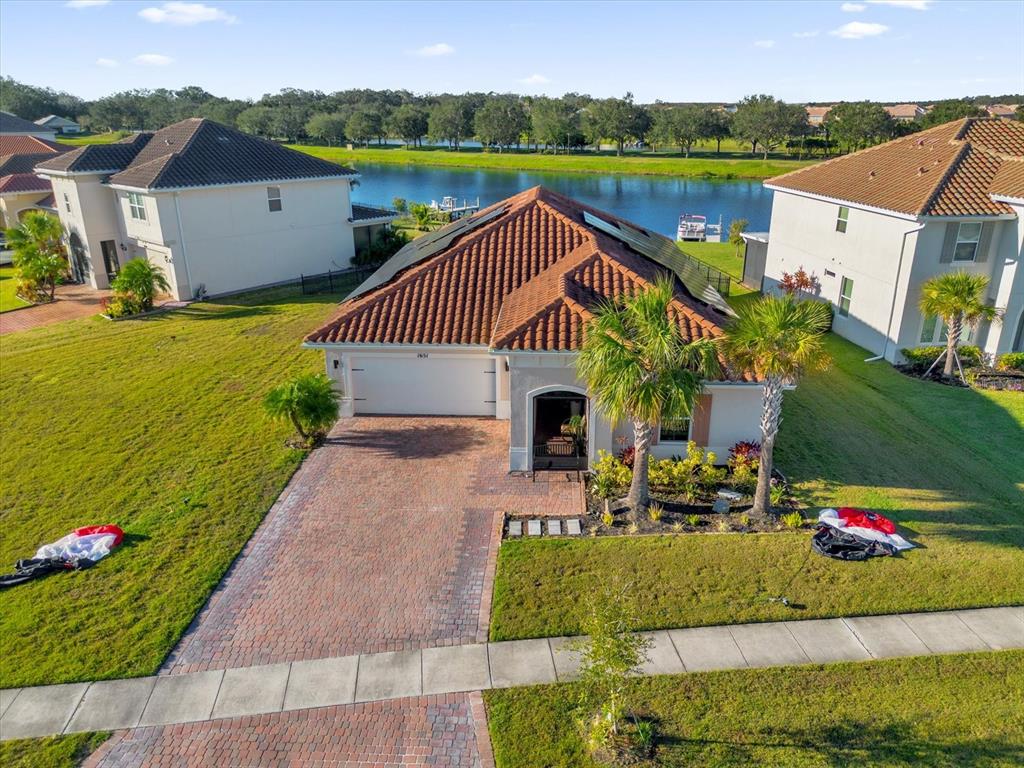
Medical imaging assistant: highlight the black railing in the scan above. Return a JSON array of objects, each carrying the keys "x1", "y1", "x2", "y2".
[
  {"x1": 533, "y1": 441, "x2": 588, "y2": 471},
  {"x1": 678, "y1": 250, "x2": 732, "y2": 296},
  {"x1": 299, "y1": 266, "x2": 375, "y2": 296}
]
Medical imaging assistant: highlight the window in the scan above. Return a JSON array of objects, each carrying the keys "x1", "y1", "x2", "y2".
[
  {"x1": 920, "y1": 314, "x2": 973, "y2": 345},
  {"x1": 63, "y1": 193, "x2": 71, "y2": 213},
  {"x1": 127, "y1": 192, "x2": 146, "y2": 221},
  {"x1": 836, "y1": 206, "x2": 849, "y2": 233},
  {"x1": 953, "y1": 222, "x2": 982, "y2": 262},
  {"x1": 838, "y1": 277, "x2": 854, "y2": 317},
  {"x1": 267, "y1": 186, "x2": 282, "y2": 212},
  {"x1": 659, "y1": 417, "x2": 691, "y2": 443}
]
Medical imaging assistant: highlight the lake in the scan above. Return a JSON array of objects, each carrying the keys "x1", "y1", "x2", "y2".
[{"x1": 350, "y1": 162, "x2": 774, "y2": 237}]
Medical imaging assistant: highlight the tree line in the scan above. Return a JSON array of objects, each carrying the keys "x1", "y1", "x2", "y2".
[{"x1": 2, "y1": 77, "x2": 1019, "y2": 158}]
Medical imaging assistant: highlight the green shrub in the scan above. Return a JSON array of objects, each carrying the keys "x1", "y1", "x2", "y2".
[
  {"x1": 352, "y1": 227, "x2": 409, "y2": 267},
  {"x1": 780, "y1": 511, "x2": 804, "y2": 529},
  {"x1": 648, "y1": 503, "x2": 664, "y2": 522},
  {"x1": 102, "y1": 295, "x2": 143, "y2": 318},
  {"x1": 738, "y1": 513, "x2": 750, "y2": 528},
  {"x1": 996, "y1": 352, "x2": 1024, "y2": 372},
  {"x1": 770, "y1": 481, "x2": 790, "y2": 508},
  {"x1": 111, "y1": 258, "x2": 171, "y2": 310},
  {"x1": 601, "y1": 509, "x2": 615, "y2": 528},
  {"x1": 263, "y1": 372, "x2": 340, "y2": 444},
  {"x1": 593, "y1": 450, "x2": 631, "y2": 488},
  {"x1": 900, "y1": 344, "x2": 983, "y2": 373},
  {"x1": 729, "y1": 461, "x2": 757, "y2": 495},
  {"x1": 685, "y1": 513, "x2": 700, "y2": 526}
]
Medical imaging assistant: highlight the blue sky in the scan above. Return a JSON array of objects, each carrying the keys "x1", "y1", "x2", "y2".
[{"x1": 2, "y1": 0, "x2": 1021, "y2": 103}]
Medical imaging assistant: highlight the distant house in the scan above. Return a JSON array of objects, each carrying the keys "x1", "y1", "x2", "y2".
[
  {"x1": 34, "y1": 115, "x2": 82, "y2": 135},
  {"x1": 884, "y1": 104, "x2": 926, "y2": 122},
  {"x1": 306, "y1": 186, "x2": 764, "y2": 472},
  {"x1": 986, "y1": 104, "x2": 1019, "y2": 118},
  {"x1": 35, "y1": 118, "x2": 395, "y2": 296},
  {"x1": 805, "y1": 106, "x2": 833, "y2": 126},
  {"x1": 0, "y1": 135, "x2": 67, "y2": 229},
  {"x1": 0, "y1": 111, "x2": 58, "y2": 139},
  {"x1": 756, "y1": 118, "x2": 1024, "y2": 362}
]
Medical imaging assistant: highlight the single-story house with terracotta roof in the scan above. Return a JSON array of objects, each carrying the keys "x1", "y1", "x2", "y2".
[
  {"x1": 0, "y1": 136, "x2": 68, "y2": 230},
  {"x1": 305, "y1": 187, "x2": 765, "y2": 472},
  {"x1": 35, "y1": 118, "x2": 396, "y2": 296},
  {"x1": 759, "y1": 117, "x2": 1024, "y2": 361},
  {"x1": 884, "y1": 104, "x2": 926, "y2": 122}
]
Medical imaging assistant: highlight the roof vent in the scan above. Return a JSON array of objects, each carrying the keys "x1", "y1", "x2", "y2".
[
  {"x1": 917, "y1": 166, "x2": 927, "y2": 175},
  {"x1": 868, "y1": 170, "x2": 876, "y2": 179},
  {"x1": 917, "y1": 138, "x2": 926, "y2": 147}
]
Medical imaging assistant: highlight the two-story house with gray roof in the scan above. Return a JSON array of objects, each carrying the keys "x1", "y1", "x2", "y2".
[{"x1": 35, "y1": 118, "x2": 394, "y2": 299}]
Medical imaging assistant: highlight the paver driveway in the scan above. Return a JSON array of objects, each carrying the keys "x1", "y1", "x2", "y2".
[{"x1": 163, "y1": 416, "x2": 581, "y2": 674}]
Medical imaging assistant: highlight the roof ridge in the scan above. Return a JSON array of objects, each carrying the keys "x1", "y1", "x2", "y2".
[{"x1": 918, "y1": 141, "x2": 971, "y2": 215}]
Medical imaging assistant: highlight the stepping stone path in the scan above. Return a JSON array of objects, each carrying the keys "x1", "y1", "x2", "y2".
[
  {"x1": 566, "y1": 519, "x2": 582, "y2": 536},
  {"x1": 508, "y1": 520, "x2": 522, "y2": 537},
  {"x1": 547, "y1": 519, "x2": 562, "y2": 536},
  {"x1": 527, "y1": 520, "x2": 542, "y2": 536}
]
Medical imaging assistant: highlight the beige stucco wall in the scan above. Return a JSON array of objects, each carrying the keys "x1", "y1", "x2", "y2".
[{"x1": 48, "y1": 174, "x2": 124, "y2": 289}]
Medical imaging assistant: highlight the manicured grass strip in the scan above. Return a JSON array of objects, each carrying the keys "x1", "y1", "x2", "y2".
[
  {"x1": 0, "y1": 732, "x2": 109, "y2": 768},
  {"x1": 289, "y1": 144, "x2": 810, "y2": 179},
  {"x1": 0, "y1": 283, "x2": 358, "y2": 688},
  {"x1": 485, "y1": 650, "x2": 1024, "y2": 768},
  {"x1": 0, "y1": 265, "x2": 30, "y2": 313},
  {"x1": 57, "y1": 133, "x2": 124, "y2": 146},
  {"x1": 678, "y1": 241, "x2": 758, "y2": 310},
  {"x1": 490, "y1": 334, "x2": 1024, "y2": 641}
]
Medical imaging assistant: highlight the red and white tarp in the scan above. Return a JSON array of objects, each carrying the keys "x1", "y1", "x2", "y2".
[
  {"x1": 35, "y1": 524, "x2": 124, "y2": 564},
  {"x1": 818, "y1": 508, "x2": 913, "y2": 551}
]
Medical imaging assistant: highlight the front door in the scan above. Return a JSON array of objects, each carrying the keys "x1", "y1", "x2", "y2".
[
  {"x1": 101, "y1": 240, "x2": 120, "y2": 283},
  {"x1": 532, "y1": 392, "x2": 588, "y2": 471},
  {"x1": 67, "y1": 232, "x2": 89, "y2": 284}
]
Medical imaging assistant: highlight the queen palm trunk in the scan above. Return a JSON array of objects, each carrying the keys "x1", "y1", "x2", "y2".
[
  {"x1": 943, "y1": 314, "x2": 963, "y2": 377},
  {"x1": 752, "y1": 374, "x2": 784, "y2": 517},
  {"x1": 627, "y1": 420, "x2": 653, "y2": 514},
  {"x1": 289, "y1": 410, "x2": 308, "y2": 441}
]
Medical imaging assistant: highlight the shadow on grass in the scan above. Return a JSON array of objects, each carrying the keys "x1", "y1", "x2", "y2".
[{"x1": 658, "y1": 719, "x2": 1024, "y2": 766}]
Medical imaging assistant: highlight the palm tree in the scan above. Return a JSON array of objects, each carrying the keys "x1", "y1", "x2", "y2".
[
  {"x1": 720, "y1": 294, "x2": 832, "y2": 517},
  {"x1": 111, "y1": 258, "x2": 171, "y2": 311},
  {"x1": 263, "y1": 372, "x2": 340, "y2": 443},
  {"x1": 576, "y1": 276, "x2": 720, "y2": 514},
  {"x1": 5, "y1": 211, "x2": 66, "y2": 300},
  {"x1": 918, "y1": 272, "x2": 1000, "y2": 379}
]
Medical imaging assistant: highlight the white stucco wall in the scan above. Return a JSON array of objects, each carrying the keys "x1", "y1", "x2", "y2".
[
  {"x1": 982, "y1": 205, "x2": 1024, "y2": 354},
  {"x1": 48, "y1": 174, "x2": 123, "y2": 289}
]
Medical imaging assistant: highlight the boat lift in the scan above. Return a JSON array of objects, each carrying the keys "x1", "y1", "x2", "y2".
[
  {"x1": 430, "y1": 196, "x2": 481, "y2": 219},
  {"x1": 676, "y1": 213, "x2": 723, "y2": 243}
]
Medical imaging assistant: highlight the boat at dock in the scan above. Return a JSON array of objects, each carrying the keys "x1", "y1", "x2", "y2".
[
  {"x1": 676, "y1": 213, "x2": 722, "y2": 242},
  {"x1": 430, "y1": 196, "x2": 481, "y2": 219}
]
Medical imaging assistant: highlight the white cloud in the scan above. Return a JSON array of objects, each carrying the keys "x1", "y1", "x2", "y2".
[
  {"x1": 830, "y1": 21, "x2": 889, "y2": 38},
  {"x1": 867, "y1": 0, "x2": 932, "y2": 9},
  {"x1": 841, "y1": 2, "x2": 866, "y2": 11},
  {"x1": 66, "y1": 0, "x2": 110, "y2": 7},
  {"x1": 139, "y1": 2, "x2": 237, "y2": 25},
  {"x1": 754, "y1": 39, "x2": 776, "y2": 48},
  {"x1": 793, "y1": 30, "x2": 820, "y2": 38},
  {"x1": 133, "y1": 53, "x2": 174, "y2": 66},
  {"x1": 96, "y1": 57, "x2": 119, "y2": 68},
  {"x1": 409, "y1": 42, "x2": 455, "y2": 57},
  {"x1": 519, "y1": 74, "x2": 550, "y2": 85}
]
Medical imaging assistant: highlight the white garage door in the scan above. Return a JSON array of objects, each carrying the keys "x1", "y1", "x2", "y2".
[{"x1": 350, "y1": 354, "x2": 496, "y2": 416}]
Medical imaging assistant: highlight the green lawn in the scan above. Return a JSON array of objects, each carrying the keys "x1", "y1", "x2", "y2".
[
  {"x1": 0, "y1": 265, "x2": 30, "y2": 313},
  {"x1": 485, "y1": 651, "x2": 1024, "y2": 767},
  {"x1": 0, "y1": 282, "x2": 359, "y2": 688},
  {"x1": 57, "y1": 132, "x2": 126, "y2": 146},
  {"x1": 490, "y1": 334, "x2": 1024, "y2": 641},
  {"x1": 0, "y1": 733, "x2": 108, "y2": 768},
  {"x1": 679, "y1": 241, "x2": 758, "y2": 310},
  {"x1": 290, "y1": 144, "x2": 809, "y2": 179}
]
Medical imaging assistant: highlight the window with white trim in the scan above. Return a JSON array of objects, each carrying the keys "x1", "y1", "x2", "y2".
[
  {"x1": 659, "y1": 417, "x2": 691, "y2": 443},
  {"x1": 838, "y1": 277, "x2": 854, "y2": 317},
  {"x1": 835, "y1": 205, "x2": 849, "y2": 233},
  {"x1": 267, "y1": 186, "x2": 282, "y2": 212},
  {"x1": 127, "y1": 192, "x2": 146, "y2": 221},
  {"x1": 953, "y1": 222, "x2": 982, "y2": 262},
  {"x1": 920, "y1": 314, "x2": 974, "y2": 345}
]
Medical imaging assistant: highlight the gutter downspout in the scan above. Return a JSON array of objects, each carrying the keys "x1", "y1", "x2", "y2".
[
  {"x1": 865, "y1": 220, "x2": 927, "y2": 362},
  {"x1": 172, "y1": 192, "x2": 194, "y2": 300}
]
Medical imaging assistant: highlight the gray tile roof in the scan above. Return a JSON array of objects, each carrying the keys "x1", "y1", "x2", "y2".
[
  {"x1": 0, "y1": 111, "x2": 56, "y2": 134},
  {"x1": 35, "y1": 133, "x2": 153, "y2": 174},
  {"x1": 351, "y1": 203, "x2": 397, "y2": 222},
  {"x1": 107, "y1": 118, "x2": 357, "y2": 190},
  {"x1": 0, "y1": 152, "x2": 61, "y2": 176}
]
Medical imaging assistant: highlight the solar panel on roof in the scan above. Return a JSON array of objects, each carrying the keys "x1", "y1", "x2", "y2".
[
  {"x1": 346, "y1": 205, "x2": 508, "y2": 301},
  {"x1": 582, "y1": 211, "x2": 735, "y2": 317}
]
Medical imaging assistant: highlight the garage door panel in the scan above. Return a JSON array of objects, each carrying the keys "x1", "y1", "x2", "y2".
[{"x1": 351, "y1": 355, "x2": 495, "y2": 416}]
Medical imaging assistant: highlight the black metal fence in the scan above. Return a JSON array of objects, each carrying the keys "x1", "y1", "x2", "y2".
[
  {"x1": 299, "y1": 266, "x2": 375, "y2": 296},
  {"x1": 680, "y1": 251, "x2": 732, "y2": 296}
]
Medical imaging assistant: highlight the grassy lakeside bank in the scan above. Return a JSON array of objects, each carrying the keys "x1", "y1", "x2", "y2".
[
  {"x1": 485, "y1": 651, "x2": 1024, "y2": 767},
  {"x1": 489, "y1": 332, "x2": 1024, "y2": 641},
  {"x1": 289, "y1": 144, "x2": 809, "y2": 179},
  {"x1": 0, "y1": 281, "x2": 359, "y2": 688}
]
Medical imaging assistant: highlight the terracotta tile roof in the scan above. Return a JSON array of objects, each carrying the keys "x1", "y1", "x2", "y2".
[
  {"x1": 306, "y1": 187, "x2": 750, "y2": 381},
  {"x1": 885, "y1": 104, "x2": 923, "y2": 119},
  {"x1": 989, "y1": 159, "x2": 1024, "y2": 200},
  {"x1": 0, "y1": 135, "x2": 65, "y2": 155},
  {"x1": 985, "y1": 104, "x2": 1019, "y2": 118},
  {"x1": 0, "y1": 173, "x2": 52, "y2": 194},
  {"x1": 106, "y1": 118, "x2": 356, "y2": 190},
  {"x1": 766, "y1": 118, "x2": 1024, "y2": 217}
]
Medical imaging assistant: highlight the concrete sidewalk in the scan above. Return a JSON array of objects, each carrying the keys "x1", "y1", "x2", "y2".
[{"x1": 2, "y1": 606, "x2": 1020, "y2": 741}]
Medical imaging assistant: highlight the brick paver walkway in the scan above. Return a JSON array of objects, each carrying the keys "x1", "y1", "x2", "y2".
[
  {"x1": 162, "y1": 416, "x2": 582, "y2": 674},
  {"x1": 0, "y1": 282, "x2": 109, "y2": 334},
  {"x1": 83, "y1": 694, "x2": 484, "y2": 768}
]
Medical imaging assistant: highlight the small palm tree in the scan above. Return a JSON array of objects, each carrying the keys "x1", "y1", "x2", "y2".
[
  {"x1": 263, "y1": 372, "x2": 340, "y2": 443},
  {"x1": 720, "y1": 294, "x2": 832, "y2": 517},
  {"x1": 111, "y1": 258, "x2": 171, "y2": 311},
  {"x1": 576, "y1": 276, "x2": 721, "y2": 514},
  {"x1": 5, "y1": 211, "x2": 66, "y2": 300},
  {"x1": 918, "y1": 272, "x2": 1000, "y2": 379}
]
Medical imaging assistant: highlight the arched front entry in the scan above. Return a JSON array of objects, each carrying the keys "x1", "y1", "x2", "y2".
[
  {"x1": 530, "y1": 389, "x2": 589, "y2": 471},
  {"x1": 67, "y1": 232, "x2": 89, "y2": 284}
]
